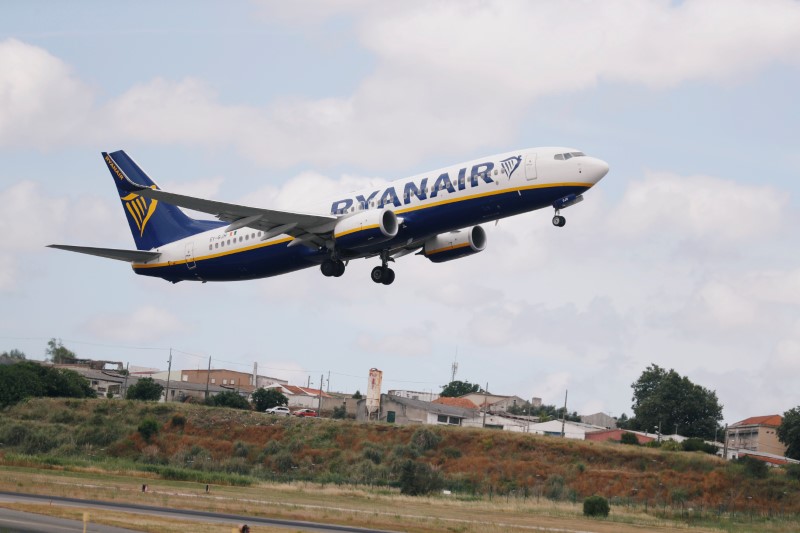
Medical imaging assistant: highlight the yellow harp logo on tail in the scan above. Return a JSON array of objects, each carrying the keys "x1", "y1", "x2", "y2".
[{"x1": 121, "y1": 188, "x2": 158, "y2": 237}]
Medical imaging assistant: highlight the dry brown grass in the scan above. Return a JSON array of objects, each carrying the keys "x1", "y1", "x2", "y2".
[{"x1": 2, "y1": 466, "x2": 794, "y2": 533}]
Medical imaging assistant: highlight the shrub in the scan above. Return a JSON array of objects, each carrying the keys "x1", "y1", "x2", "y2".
[
  {"x1": 681, "y1": 438, "x2": 717, "y2": 454},
  {"x1": 399, "y1": 460, "x2": 443, "y2": 496},
  {"x1": 138, "y1": 418, "x2": 159, "y2": 442},
  {"x1": 583, "y1": 495, "x2": 610, "y2": 517},
  {"x1": 785, "y1": 463, "x2": 800, "y2": 481},
  {"x1": 362, "y1": 444, "x2": 383, "y2": 465},
  {"x1": 233, "y1": 441, "x2": 250, "y2": 458},
  {"x1": 545, "y1": 475, "x2": 565, "y2": 500},
  {"x1": 620, "y1": 432, "x2": 639, "y2": 445},
  {"x1": 332, "y1": 405, "x2": 347, "y2": 419},
  {"x1": 411, "y1": 427, "x2": 441, "y2": 451},
  {"x1": 736, "y1": 456, "x2": 768, "y2": 479},
  {"x1": 170, "y1": 413, "x2": 186, "y2": 428},
  {"x1": 660, "y1": 440, "x2": 681, "y2": 451},
  {"x1": 205, "y1": 391, "x2": 250, "y2": 410},
  {"x1": 126, "y1": 378, "x2": 164, "y2": 401},
  {"x1": 442, "y1": 447, "x2": 462, "y2": 459}
]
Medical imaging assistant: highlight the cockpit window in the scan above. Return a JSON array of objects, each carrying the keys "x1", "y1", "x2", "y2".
[{"x1": 555, "y1": 151, "x2": 586, "y2": 160}]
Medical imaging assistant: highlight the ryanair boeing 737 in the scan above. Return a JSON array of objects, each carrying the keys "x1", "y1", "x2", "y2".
[{"x1": 49, "y1": 148, "x2": 609, "y2": 285}]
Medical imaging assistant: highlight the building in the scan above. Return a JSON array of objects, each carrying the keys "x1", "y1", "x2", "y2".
[
  {"x1": 279, "y1": 385, "x2": 332, "y2": 409},
  {"x1": 462, "y1": 413, "x2": 539, "y2": 432},
  {"x1": 179, "y1": 369, "x2": 287, "y2": 394},
  {"x1": 528, "y1": 420, "x2": 605, "y2": 440},
  {"x1": 726, "y1": 415, "x2": 787, "y2": 456},
  {"x1": 581, "y1": 412, "x2": 617, "y2": 429},
  {"x1": 356, "y1": 394, "x2": 477, "y2": 425},
  {"x1": 459, "y1": 392, "x2": 527, "y2": 412},
  {"x1": 388, "y1": 390, "x2": 440, "y2": 403},
  {"x1": 432, "y1": 397, "x2": 478, "y2": 409}
]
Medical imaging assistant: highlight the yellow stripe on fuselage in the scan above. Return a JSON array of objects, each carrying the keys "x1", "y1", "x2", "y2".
[{"x1": 132, "y1": 236, "x2": 294, "y2": 269}]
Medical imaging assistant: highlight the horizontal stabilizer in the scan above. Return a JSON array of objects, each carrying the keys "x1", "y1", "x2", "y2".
[{"x1": 47, "y1": 245, "x2": 161, "y2": 263}]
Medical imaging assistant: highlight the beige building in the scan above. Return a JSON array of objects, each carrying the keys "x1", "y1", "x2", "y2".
[
  {"x1": 180, "y1": 369, "x2": 286, "y2": 393},
  {"x1": 726, "y1": 415, "x2": 787, "y2": 456}
]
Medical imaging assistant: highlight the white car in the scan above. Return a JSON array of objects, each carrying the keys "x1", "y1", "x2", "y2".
[{"x1": 265, "y1": 406, "x2": 291, "y2": 416}]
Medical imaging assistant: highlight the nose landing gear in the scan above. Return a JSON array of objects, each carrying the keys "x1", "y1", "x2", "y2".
[{"x1": 552, "y1": 211, "x2": 566, "y2": 227}]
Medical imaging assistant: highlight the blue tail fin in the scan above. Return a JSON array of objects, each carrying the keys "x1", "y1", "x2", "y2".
[{"x1": 103, "y1": 150, "x2": 223, "y2": 250}]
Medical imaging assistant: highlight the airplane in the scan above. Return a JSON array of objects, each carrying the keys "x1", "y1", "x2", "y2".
[{"x1": 48, "y1": 148, "x2": 609, "y2": 285}]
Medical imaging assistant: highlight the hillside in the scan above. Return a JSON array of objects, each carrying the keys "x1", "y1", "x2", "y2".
[{"x1": 0, "y1": 398, "x2": 798, "y2": 517}]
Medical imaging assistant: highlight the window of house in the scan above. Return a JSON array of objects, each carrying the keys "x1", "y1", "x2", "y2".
[
  {"x1": 211, "y1": 378, "x2": 216, "y2": 384},
  {"x1": 223, "y1": 379, "x2": 228, "y2": 385},
  {"x1": 182, "y1": 375, "x2": 188, "y2": 382},
  {"x1": 231, "y1": 379, "x2": 236, "y2": 385}
]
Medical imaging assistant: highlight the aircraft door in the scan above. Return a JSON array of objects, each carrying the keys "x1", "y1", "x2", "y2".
[
  {"x1": 524, "y1": 153, "x2": 537, "y2": 180},
  {"x1": 185, "y1": 242, "x2": 196, "y2": 270}
]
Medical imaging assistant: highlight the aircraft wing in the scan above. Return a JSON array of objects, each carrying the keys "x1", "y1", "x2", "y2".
[
  {"x1": 126, "y1": 187, "x2": 337, "y2": 247},
  {"x1": 47, "y1": 245, "x2": 161, "y2": 263}
]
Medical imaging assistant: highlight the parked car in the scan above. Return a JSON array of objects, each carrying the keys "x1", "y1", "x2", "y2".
[
  {"x1": 264, "y1": 406, "x2": 291, "y2": 416},
  {"x1": 293, "y1": 408, "x2": 317, "y2": 417}
]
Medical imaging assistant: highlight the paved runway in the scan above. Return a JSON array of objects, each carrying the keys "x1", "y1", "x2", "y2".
[
  {"x1": 0, "y1": 491, "x2": 397, "y2": 533},
  {"x1": 0, "y1": 505, "x2": 140, "y2": 533}
]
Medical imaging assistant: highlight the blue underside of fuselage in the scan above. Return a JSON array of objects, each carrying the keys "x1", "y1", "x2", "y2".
[{"x1": 135, "y1": 184, "x2": 588, "y2": 282}]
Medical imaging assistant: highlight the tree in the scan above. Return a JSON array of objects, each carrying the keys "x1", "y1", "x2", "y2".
[
  {"x1": 628, "y1": 364, "x2": 723, "y2": 440},
  {"x1": 207, "y1": 390, "x2": 250, "y2": 409},
  {"x1": 0, "y1": 349, "x2": 25, "y2": 364},
  {"x1": 616, "y1": 413, "x2": 630, "y2": 429},
  {"x1": 125, "y1": 377, "x2": 163, "y2": 401},
  {"x1": 0, "y1": 361, "x2": 94, "y2": 407},
  {"x1": 352, "y1": 390, "x2": 363, "y2": 399},
  {"x1": 45, "y1": 338, "x2": 77, "y2": 364},
  {"x1": 251, "y1": 388, "x2": 288, "y2": 411},
  {"x1": 440, "y1": 380, "x2": 481, "y2": 397},
  {"x1": 777, "y1": 406, "x2": 800, "y2": 460}
]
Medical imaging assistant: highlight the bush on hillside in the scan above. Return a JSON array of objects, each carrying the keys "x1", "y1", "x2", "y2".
[
  {"x1": 205, "y1": 390, "x2": 250, "y2": 410},
  {"x1": 681, "y1": 437, "x2": 717, "y2": 454},
  {"x1": 138, "y1": 418, "x2": 159, "y2": 442},
  {"x1": 735, "y1": 456, "x2": 768, "y2": 479},
  {"x1": 399, "y1": 460, "x2": 443, "y2": 495},
  {"x1": 583, "y1": 495, "x2": 610, "y2": 517},
  {"x1": 411, "y1": 427, "x2": 441, "y2": 451},
  {"x1": 126, "y1": 378, "x2": 163, "y2": 401},
  {"x1": 620, "y1": 432, "x2": 639, "y2": 445}
]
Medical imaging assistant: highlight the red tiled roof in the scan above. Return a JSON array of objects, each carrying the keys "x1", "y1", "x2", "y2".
[
  {"x1": 739, "y1": 453, "x2": 787, "y2": 466},
  {"x1": 433, "y1": 397, "x2": 477, "y2": 409},
  {"x1": 282, "y1": 385, "x2": 331, "y2": 398},
  {"x1": 732, "y1": 415, "x2": 782, "y2": 428}
]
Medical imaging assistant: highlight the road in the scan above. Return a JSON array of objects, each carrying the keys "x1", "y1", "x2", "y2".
[{"x1": 0, "y1": 491, "x2": 399, "y2": 533}]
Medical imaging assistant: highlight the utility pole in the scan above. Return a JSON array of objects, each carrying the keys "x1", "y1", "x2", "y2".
[
  {"x1": 204, "y1": 356, "x2": 211, "y2": 400},
  {"x1": 482, "y1": 382, "x2": 488, "y2": 428},
  {"x1": 450, "y1": 349, "x2": 458, "y2": 383},
  {"x1": 307, "y1": 375, "x2": 311, "y2": 388},
  {"x1": 253, "y1": 362, "x2": 257, "y2": 388},
  {"x1": 122, "y1": 362, "x2": 129, "y2": 398},
  {"x1": 722, "y1": 423, "x2": 729, "y2": 459},
  {"x1": 318, "y1": 374, "x2": 324, "y2": 414},
  {"x1": 164, "y1": 348, "x2": 172, "y2": 403},
  {"x1": 327, "y1": 370, "x2": 331, "y2": 393},
  {"x1": 561, "y1": 389, "x2": 568, "y2": 438}
]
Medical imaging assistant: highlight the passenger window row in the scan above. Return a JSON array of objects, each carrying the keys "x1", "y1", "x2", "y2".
[{"x1": 208, "y1": 231, "x2": 263, "y2": 251}]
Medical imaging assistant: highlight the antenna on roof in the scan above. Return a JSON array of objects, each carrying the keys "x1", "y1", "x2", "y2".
[{"x1": 450, "y1": 348, "x2": 458, "y2": 383}]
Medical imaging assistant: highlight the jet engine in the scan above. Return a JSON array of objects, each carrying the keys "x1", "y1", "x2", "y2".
[
  {"x1": 423, "y1": 226, "x2": 486, "y2": 263},
  {"x1": 333, "y1": 209, "x2": 398, "y2": 250}
]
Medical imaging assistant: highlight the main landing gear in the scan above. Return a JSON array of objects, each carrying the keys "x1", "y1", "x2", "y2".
[
  {"x1": 371, "y1": 250, "x2": 395, "y2": 285},
  {"x1": 552, "y1": 211, "x2": 566, "y2": 227},
  {"x1": 320, "y1": 259, "x2": 345, "y2": 277}
]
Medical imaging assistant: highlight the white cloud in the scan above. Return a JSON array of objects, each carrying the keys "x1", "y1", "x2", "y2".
[
  {"x1": 6, "y1": 1, "x2": 800, "y2": 166},
  {"x1": 608, "y1": 171, "x2": 786, "y2": 243},
  {"x1": 83, "y1": 306, "x2": 187, "y2": 342},
  {"x1": 356, "y1": 331, "x2": 433, "y2": 357},
  {"x1": 0, "y1": 38, "x2": 93, "y2": 148}
]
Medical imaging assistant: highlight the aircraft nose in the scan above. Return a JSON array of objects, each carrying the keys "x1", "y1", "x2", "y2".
[{"x1": 587, "y1": 157, "x2": 609, "y2": 184}]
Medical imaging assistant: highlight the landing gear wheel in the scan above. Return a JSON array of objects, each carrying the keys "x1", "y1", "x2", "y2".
[
  {"x1": 552, "y1": 215, "x2": 566, "y2": 227},
  {"x1": 381, "y1": 268, "x2": 395, "y2": 285},
  {"x1": 371, "y1": 266, "x2": 385, "y2": 284},
  {"x1": 322, "y1": 259, "x2": 346, "y2": 277}
]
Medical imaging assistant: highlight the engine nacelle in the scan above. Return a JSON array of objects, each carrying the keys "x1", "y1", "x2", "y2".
[
  {"x1": 333, "y1": 209, "x2": 398, "y2": 250},
  {"x1": 423, "y1": 226, "x2": 486, "y2": 263}
]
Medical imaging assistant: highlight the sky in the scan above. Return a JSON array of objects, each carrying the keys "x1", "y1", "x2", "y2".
[{"x1": 1, "y1": 0, "x2": 799, "y2": 425}]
